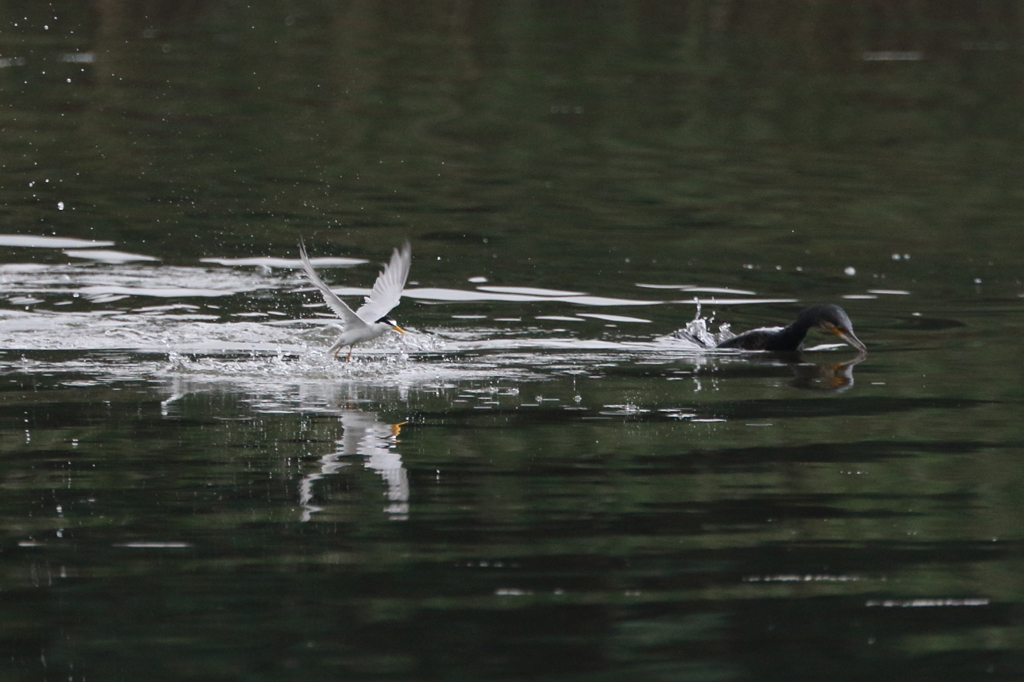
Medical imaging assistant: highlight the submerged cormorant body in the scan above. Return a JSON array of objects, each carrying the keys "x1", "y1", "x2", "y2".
[
  {"x1": 716, "y1": 304, "x2": 865, "y2": 352},
  {"x1": 672, "y1": 304, "x2": 866, "y2": 352}
]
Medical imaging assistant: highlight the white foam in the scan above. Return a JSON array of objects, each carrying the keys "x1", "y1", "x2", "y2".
[{"x1": 0, "y1": 234, "x2": 115, "y2": 249}]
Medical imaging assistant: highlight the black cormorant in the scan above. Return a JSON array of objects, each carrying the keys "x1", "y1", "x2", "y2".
[{"x1": 678, "y1": 304, "x2": 866, "y2": 352}]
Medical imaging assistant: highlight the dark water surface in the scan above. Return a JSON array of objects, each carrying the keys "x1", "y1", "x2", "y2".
[{"x1": 3, "y1": 2, "x2": 1024, "y2": 680}]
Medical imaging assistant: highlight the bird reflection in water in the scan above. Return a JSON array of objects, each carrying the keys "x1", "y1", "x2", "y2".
[
  {"x1": 788, "y1": 350, "x2": 867, "y2": 392},
  {"x1": 299, "y1": 410, "x2": 409, "y2": 522}
]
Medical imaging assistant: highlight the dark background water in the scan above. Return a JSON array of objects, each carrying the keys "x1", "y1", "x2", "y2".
[{"x1": 2, "y1": 2, "x2": 1024, "y2": 680}]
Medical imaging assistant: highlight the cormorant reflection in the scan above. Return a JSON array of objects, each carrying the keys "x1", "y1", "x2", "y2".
[
  {"x1": 787, "y1": 350, "x2": 867, "y2": 392},
  {"x1": 299, "y1": 410, "x2": 409, "y2": 522}
]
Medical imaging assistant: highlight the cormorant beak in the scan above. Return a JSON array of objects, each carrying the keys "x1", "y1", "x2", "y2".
[
  {"x1": 831, "y1": 326, "x2": 867, "y2": 353},
  {"x1": 390, "y1": 324, "x2": 407, "y2": 335}
]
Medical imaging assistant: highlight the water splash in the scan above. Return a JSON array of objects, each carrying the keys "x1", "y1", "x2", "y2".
[{"x1": 660, "y1": 300, "x2": 734, "y2": 348}]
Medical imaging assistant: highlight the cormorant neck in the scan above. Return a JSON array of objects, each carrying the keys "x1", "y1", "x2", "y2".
[
  {"x1": 789, "y1": 315, "x2": 817, "y2": 337},
  {"x1": 768, "y1": 322, "x2": 810, "y2": 351}
]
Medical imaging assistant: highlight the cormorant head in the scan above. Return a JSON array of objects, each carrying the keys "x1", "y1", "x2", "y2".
[{"x1": 799, "y1": 304, "x2": 866, "y2": 352}]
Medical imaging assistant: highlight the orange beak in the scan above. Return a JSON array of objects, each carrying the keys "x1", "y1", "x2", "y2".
[{"x1": 830, "y1": 326, "x2": 866, "y2": 352}]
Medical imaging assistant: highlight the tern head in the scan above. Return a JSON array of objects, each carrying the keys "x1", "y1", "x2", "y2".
[{"x1": 377, "y1": 315, "x2": 407, "y2": 335}]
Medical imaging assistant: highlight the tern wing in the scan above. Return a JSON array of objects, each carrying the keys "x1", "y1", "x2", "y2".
[
  {"x1": 355, "y1": 241, "x2": 411, "y2": 323},
  {"x1": 298, "y1": 241, "x2": 367, "y2": 331}
]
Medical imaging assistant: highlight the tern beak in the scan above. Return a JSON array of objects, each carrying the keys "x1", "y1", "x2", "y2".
[
  {"x1": 391, "y1": 324, "x2": 407, "y2": 335},
  {"x1": 831, "y1": 326, "x2": 867, "y2": 352}
]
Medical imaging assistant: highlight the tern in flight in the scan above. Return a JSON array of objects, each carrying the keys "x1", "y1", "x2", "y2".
[{"x1": 298, "y1": 240, "x2": 411, "y2": 360}]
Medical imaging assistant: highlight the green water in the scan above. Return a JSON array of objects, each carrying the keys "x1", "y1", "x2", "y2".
[{"x1": 2, "y1": 2, "x2": 1024, "y2": 680}]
